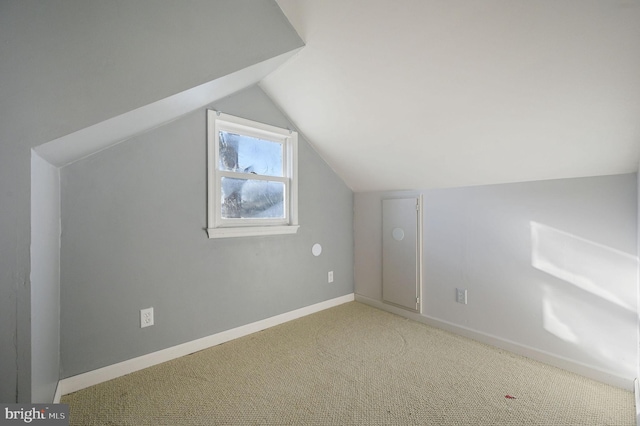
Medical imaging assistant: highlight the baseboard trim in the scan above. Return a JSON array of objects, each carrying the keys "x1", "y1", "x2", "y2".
[
  {"x1": 355, "y1": 294, "x2": 633, "y2": 390},
  {"x1": 635, "y1": 378, "x2": 639, "y2": 426},
  {"x1": 53, "y1": 382, "x2": 62, "y2": 404},
  {"x1": 54, "y1": 293, "x2": 355, "y2": 402}
]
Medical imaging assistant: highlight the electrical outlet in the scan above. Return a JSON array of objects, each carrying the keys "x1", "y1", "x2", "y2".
[
  {"x1": 328, "y1": 271, "x2": 334, "y2": 283},
  {"x1": 140, "y1": 307, "x2": 154, "y2": 328},
  {"x1": 456, "y1": 288, "x2": 467, "y2": 305}
]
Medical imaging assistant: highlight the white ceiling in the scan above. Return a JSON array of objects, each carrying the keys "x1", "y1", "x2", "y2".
[{"x1": 262, "y1": 0, "x2": 640, "y2": 191}]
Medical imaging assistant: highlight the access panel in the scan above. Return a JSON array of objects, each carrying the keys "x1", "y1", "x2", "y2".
[{"x1": 382, "y1": 198, "x2": 421, "y2": 312}]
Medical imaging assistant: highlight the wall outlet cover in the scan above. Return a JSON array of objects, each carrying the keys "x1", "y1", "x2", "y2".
[
  {"x1": 141, "y1": 307, "x2": 154, "y2": 328},
  {"x1": 456, "y1": 288, "x2": 468, "y2": 305}
]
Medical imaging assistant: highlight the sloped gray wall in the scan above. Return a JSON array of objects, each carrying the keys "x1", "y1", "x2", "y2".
[
  {"x1": 0, "y1": 0, "x2": 302, "y2": 402},
  {"x1": 59, "y1": 86, "x2": 353, "y2": 378}
]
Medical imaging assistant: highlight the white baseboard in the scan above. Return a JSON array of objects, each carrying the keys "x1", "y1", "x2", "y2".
[
  {"x1": 635, "y1": 378, "x2": 639, "y2": 426},
  {"x1": 54, "y1": 293, "x2": 354, "y2": 402},
  {"x1": 53, "y1": 382, "x2": 62, "y2": 405},
  {"x1": 355, "y1": 294, "x2": 633, "y2": 391}
]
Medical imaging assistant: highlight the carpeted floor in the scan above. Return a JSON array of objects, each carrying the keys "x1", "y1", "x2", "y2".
[{"x1": 62, "y1": 302, "x2": 635, "y2": 425}]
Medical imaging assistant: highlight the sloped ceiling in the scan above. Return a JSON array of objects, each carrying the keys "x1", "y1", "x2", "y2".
[{"x1": 262, "y1": 0, "x2": 640, "y2": 191}]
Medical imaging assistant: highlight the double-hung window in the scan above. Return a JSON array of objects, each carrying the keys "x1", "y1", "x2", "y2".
[{"x1": 206, "y1": 111, "x2": 299, "y2": 238}]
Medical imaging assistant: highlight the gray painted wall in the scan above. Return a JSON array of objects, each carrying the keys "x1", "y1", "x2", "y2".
[
  {"x1": 30, "y1": 153, "x2": 61, "y2": 403},
  {"x1": 0, "y1": 0, "x2": 302, "y2": 402},
  {"x1": 355, "y1": 174, "x2": 638, "y2": 384},
  {"x1": 59, "y1": 86, "x2": 353, "y2": 378}
]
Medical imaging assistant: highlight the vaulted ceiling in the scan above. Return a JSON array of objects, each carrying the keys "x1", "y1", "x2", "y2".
[{"x1": 261, "y1": 0, "x2": 640, "y2": 191}]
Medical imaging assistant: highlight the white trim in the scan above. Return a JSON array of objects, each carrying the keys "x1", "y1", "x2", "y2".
[
  {"x1": 417, "y1": 195, "x2": 423, "y2": 314},
  {"x1": 55, "y1": 294, "x2": 354, "y2": 399},
  {"x1": 207, "y1": 225, "x2": 299, "y2": 239},
  {"x1": 635, "y1": 378, "x2": 640, "y2": 426},
  {"x1": 355, "y1": 294, "x2": 634, "y2": 390},
  {"x1": 53, "y1": 382, "x2": 62, "y2": 404},
  {"x1": 288, "y1": 126, "x2": 299, "y2": 227}
]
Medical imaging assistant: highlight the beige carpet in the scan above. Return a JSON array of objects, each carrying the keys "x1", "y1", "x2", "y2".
[{"x1": 62, "y1": 302, "x2": 634, "y2": 425}]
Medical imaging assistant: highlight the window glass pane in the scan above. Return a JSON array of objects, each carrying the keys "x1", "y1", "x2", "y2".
[
  {"x1": 219, "y1": 131, "x2": 283, "y2": 177},
  {"x1": 221, "y1": 177, "x2": 285, "y2": 219}
]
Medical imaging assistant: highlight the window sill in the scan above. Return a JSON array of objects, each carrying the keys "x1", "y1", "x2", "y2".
[{"x1": 207, "y1": 225, "x2": 300, "y2": 239}]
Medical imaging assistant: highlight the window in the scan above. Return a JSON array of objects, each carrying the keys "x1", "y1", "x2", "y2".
[{"x1": 207, "y1": 111, "x2": 299, "y2": 238}]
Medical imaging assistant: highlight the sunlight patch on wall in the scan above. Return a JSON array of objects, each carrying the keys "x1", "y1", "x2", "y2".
[
  {"x1": 541, "y1": 297, "x2": 579, "y2": 344},
  {"x1": 531, "y1": 221, "x2": 638, "y2": 379},
  {"x1": 531, "y1": 221, "x2": 637, "y2": 312},
  {"x1": 541, "y1": 283, "x2": 637, "y2": 378}
]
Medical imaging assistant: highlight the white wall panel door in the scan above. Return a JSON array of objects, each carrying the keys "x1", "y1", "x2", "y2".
[{"x1": 382, "y1": 198, "x2": 421, "y2": 312}]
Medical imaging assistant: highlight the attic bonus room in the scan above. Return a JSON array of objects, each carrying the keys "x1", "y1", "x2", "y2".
[{"x1": 1, "y1": 1, "x2": 640, "y2": 425}]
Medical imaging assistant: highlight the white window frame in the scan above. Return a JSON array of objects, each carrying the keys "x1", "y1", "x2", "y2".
[{"x1": 206, "y1": 110, "x2": 299, "y2": 239}]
